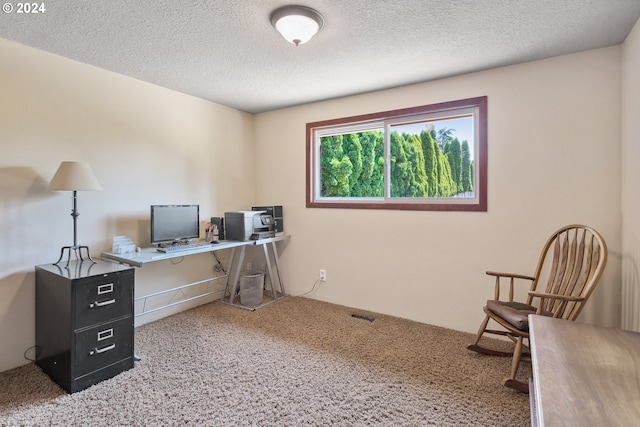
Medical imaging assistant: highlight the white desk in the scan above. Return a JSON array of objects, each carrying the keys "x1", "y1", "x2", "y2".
[
  {"x1": 101, "y1": 240, "x2": 249, "y2": 267},
  {"x1": 529, "y1": 315, "x2": 640, "y2": 426},
  {"x1": 101, "y1": 235, "x2": 290, "y2": 313}
]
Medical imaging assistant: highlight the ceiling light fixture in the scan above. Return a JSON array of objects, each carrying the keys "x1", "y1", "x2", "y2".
[{"x1": 270, "y1": 5, "x2": 324, "y2": 46}]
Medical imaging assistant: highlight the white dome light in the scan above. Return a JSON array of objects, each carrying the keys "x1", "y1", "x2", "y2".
[{"x1": 270, "y1": 5, "x2": 325, "y2": 46}]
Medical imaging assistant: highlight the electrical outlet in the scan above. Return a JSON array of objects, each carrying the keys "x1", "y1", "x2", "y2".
[
  {"x1": 247, "y1": 261, "x2": 252, "y2": 270},
  {"x1": 319, "y1": 269, "x2": 327, "y2": 282}
]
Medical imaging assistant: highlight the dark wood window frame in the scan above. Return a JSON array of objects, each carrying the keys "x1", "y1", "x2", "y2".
[{"x1": 306, "y1": 96, "x2": 488, "y2": 211}]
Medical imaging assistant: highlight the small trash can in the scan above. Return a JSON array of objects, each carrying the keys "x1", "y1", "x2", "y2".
[{"x1": 239, "y1": 270, "x2": 264, "y2": 306}]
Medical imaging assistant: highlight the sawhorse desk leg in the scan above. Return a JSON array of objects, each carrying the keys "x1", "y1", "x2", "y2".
[
  {"x1": 262, "y1": 240, "x2": 286, "y2": 298},
  {"x1": 221, "y1": 238, "x2": 288, "y2": 310},
  {"x1": 221, "y1": 246, "x2": 246, "y2": 306}
]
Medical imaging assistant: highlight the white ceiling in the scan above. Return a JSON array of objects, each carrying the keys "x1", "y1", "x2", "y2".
[{"x1": 1, "y1": 0, "x2": 639, "y2": 114}]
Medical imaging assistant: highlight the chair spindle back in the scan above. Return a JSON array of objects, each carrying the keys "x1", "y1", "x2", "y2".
[{"x1": 528, "y1": 225, "x2": 607, "y2": 320}]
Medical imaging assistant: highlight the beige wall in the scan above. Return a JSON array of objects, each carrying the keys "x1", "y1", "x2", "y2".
[
  {"x1": 254, "y1": 46, "x2": 623, "y2": 334},
  {"x1": 622, "y1": 18, "x2": 640, "y2": 332},
  {"x1": 0, "y1": 39, "x2": 255, "y2": 372}
]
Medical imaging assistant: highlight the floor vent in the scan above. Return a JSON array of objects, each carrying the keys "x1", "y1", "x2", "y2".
[{"x1": 351, "y1": 313, "x2": 375, "y2": 322}]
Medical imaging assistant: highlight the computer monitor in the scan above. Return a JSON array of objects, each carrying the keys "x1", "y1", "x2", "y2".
[{"x1": 150, "y1": 205, "x2": 200, "y2": 245}]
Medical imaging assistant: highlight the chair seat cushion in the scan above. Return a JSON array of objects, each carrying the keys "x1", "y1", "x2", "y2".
[{"x1": 486, "y1": 300, "x2": 550, "y2": 330}]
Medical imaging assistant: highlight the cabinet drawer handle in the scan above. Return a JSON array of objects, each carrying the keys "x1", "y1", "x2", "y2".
[
  {"x1": 89, "y1": 299, "x2": 116, "y2": 308},
  {"x1": 89, "y1": 343, "x2": 116, "y2": 356}
]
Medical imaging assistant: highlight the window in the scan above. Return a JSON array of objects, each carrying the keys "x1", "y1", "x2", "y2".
[{"x1": 306, "y1": 96, "x2": 487, "y2": 211}]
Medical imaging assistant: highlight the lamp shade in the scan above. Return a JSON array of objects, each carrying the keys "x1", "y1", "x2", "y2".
[
  {"x1": 271, "y1": 5, "x2": 324, "y2": 46},
  {"x1": 48, "y1": 161, "x2": 103, "y2": 191}
]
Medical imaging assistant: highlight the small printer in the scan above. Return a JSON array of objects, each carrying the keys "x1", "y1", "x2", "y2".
[
  {"x1": 224, "y1": 211, "x2": 275, "y2": 241},
  {"x1": 250, "y1": 213, "x2": 276, "y2": 240}
]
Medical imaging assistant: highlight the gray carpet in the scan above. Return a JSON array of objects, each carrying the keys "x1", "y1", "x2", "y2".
[{"x1": 0, "y1": 297, "x2": 530, "y2": 426}]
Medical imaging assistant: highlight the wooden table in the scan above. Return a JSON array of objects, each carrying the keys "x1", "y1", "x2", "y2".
[{"x1": 529, "y1": 315, "x2": 640, "y2": 426}]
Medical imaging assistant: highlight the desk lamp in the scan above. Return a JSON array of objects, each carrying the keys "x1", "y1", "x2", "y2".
[{"x1": 48, "y1": 161, "x2": 103, "y2": 267}]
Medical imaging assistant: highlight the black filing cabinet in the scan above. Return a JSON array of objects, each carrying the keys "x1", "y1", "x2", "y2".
[{"x1": 35, "y1": 260, "x2": 135, "y2": 393}]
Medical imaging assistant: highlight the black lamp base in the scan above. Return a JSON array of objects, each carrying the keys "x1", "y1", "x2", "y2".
[{"x1": 54, "y1": 245, "x2": 97, "y2": 268}]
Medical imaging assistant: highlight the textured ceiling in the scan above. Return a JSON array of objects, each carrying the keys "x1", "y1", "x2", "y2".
[{"x1": 1, "y1": 0, "x2": 639, "y2": 113}]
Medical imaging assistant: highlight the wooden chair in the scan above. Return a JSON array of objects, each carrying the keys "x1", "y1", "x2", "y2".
[{"x1": 466, "y1": 224, "x2": 608, "y2": 392}]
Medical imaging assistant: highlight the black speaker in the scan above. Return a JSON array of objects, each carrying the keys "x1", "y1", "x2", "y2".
[
  {"x1": 210, "y1": 216, "x2": 225, "y2": 240},
  {"x1": 252, "y1": 205, "x2": 283, "y2": 235}
]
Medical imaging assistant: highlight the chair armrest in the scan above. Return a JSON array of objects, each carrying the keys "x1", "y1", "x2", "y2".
[
  {"x1": 486, "y1": 271, "x2": 536, "y2": 281},
  {"x1": 485, "y1": 271, "x2": 535, "y2": 302},
  {"x1": 528, "y1": 291, "x2": 585, "y2": 302},
  {"x1": 528, "y1": 291, "x2": 585, "y2": 316}
]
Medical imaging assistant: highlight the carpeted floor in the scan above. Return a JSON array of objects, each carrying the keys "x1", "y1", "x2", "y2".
[{"x1": 0, "y1": 297, "x2": 530, "y2": 426}]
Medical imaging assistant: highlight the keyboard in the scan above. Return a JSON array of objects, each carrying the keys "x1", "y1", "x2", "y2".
[{"x1": 156, "y1": 242, "x2": 213, "y2": 253}]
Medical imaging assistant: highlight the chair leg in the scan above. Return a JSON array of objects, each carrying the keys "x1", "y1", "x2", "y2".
[
  {"x1": 509, "y1": 336, "x2": 523, "y2": 379},
  {"x1": 502, "y1": 336, "x2": 529, "y2": 393},
  {"x1": 466, "y1": 315, "x2": 513, "y2": 356},
  {"x1": 471, "y1": 314, "x2": 490, "y2": 346}
]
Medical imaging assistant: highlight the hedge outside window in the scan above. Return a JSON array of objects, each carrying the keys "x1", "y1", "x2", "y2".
[{"x1": 306, "y1": 96, "x2": 487, "y2": 211}]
